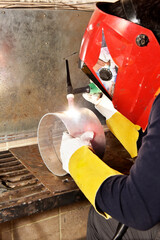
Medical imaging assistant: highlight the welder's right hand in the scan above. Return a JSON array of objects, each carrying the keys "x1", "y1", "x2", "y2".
[
  {"x1": 60, "y1": 131, "x2": 94, "y2": 173},
  {"x1": 83, "y1": 93, "x2": 117, "y2": 120}
]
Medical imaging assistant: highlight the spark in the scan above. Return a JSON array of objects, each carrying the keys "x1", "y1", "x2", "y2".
[{"x1": 66, "y1": 106, "x2": 81, "y2": 120}]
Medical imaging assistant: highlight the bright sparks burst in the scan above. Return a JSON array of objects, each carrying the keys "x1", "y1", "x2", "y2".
[{"x1": 66, "y1": 106, "x2": 81, "y2": 120}]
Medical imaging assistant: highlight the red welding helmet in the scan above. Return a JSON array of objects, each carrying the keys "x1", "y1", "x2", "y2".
[{"x1": 79, "y1": 0, "x2": 160, "y2": 130}]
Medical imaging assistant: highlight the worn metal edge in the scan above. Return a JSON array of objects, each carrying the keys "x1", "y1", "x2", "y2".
[{"x1": 0, "y1": 189, "x2": 86, "y2": 223}]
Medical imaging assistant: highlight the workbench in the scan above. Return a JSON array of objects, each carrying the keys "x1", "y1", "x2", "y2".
[{"x1": 0, "y1": 131, "x2": 133, "y2": 223}]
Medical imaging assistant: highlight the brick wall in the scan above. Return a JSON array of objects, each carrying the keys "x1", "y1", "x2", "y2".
[{"x1": 0, "y1": 200, "x2": 91, "y2": 240}]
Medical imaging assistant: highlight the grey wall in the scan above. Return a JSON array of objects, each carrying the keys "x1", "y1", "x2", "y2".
[{"x1": 0, "y1": 9, "x2": 102, "y2": 139}]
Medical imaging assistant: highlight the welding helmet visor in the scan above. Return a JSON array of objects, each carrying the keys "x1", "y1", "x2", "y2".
[{"x1": 79, "y1": 2, "x2": 160, "y2": 130}]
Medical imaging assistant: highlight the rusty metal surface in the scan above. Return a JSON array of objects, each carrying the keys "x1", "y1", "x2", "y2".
[
  {"x1": 0, "y1": 146, "x2": 84, "y2": 223},
  {"x1": 0, "y1": 9, "x2": 93, "y2": 139},
  {"x1": 0, "y1": 131, "x2": 133, "y2": 223},
  {"x1": 10, "y1": 144, "x2": 79, "y2": 193}
]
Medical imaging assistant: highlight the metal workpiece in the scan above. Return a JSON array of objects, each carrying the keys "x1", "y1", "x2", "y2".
[{"x1": 37, "y1": 108, "x2": 106, "y2": 176}]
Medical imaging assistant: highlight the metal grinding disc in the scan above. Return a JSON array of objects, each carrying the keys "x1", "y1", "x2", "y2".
[{"x1": 37, "y1": 108, "x2": 106, "y2": 176}]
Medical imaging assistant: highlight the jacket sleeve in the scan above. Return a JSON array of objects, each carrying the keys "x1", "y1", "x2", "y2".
[
  {"x1": 96, "y1": 94, "x2": 160, "y2": 230},
  {"x1": 106, "y1": 111, "x2": 141, "y2": 158}
]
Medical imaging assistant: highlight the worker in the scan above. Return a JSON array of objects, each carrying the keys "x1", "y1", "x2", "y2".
[{"x1": 60, "y1": 0, "x2": 160, "y2": 239}]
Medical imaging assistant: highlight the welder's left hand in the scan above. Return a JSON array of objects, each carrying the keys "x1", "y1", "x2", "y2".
[
  {"x1": 83, "y1": 93, "x2": 117, "y2": 120},
  {"x1": 60, "y1": 131, "x2": 94, "y2": 173}
]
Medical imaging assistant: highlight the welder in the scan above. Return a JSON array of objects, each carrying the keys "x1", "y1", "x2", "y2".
[{"x1": 60, "y1": 0, "x2": 160, "y2": 239}]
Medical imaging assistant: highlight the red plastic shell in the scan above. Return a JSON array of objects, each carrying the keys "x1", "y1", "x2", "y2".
[{"x1": 79, "y1": 5, "x2": 160, "y2": 130}]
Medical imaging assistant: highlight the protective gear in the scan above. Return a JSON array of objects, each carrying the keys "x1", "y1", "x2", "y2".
[
  {"x1": 83, "y1": 93, "x2": 117, "y2": 120},
  {"x1": 79, "y1": 1, "x2": 160, "y2": 130},
  {"x1": 97, "y1": 94, "x2": 117, "y2": 120},
  {"x1": 83, "y1": 93, "x2": 140, "y2": 157},
  {"x1": 69, "y1": 145, "x2": 122, "y2": 218},
  {"x1": 83, "y1": 92, "x2": 101, "y2": 105},
  {"x1": 60, "y1": 131, "x2": 94, "y2": 173},
  {"x1": 107, "y1": 112, "x2": 140, "y2": 158}
]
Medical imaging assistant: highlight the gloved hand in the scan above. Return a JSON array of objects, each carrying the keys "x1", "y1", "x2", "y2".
[
  {"x1": 83, "y1": 93, "x2": 117, "y2": 120},
  {"x1": 60, "y1": 131, "x2": 94, "y2": 173}
]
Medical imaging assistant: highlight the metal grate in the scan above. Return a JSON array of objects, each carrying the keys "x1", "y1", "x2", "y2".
[
  {"x1": 0, "y1": 146, "x2": 86, "y2": 223},
  {"x1": 0, "y1": 150, "x2": 53, "y2": 222}
]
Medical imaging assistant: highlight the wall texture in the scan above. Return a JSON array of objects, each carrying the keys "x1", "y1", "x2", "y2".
[
  {"x1": 0, "y1": 9, "x2": 94, "y2": 140},
  {"x1": 0, "y1": 1, "x2": 117, "y2": 11}
]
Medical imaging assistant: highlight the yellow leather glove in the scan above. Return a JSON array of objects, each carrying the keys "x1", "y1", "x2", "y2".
[
  {"x1": 69, "y1": 145, "x2": 122, "y2": 219},
  {"x1": 83, "y1": 93, "x2": 140, "y2": 158},
  {"x1": 60, "y1": 131, "x2": 94, "y2": 173}
]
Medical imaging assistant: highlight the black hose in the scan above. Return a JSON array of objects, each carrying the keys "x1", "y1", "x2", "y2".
[{"x1": 112, "y1": 223, "x2": 128, "y2": 240}]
